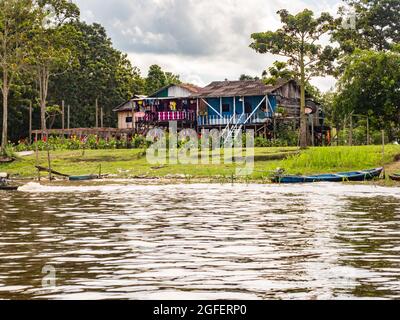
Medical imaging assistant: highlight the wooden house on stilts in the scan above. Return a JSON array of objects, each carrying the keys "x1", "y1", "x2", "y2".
[
  {"x1": 113, "y1": 84, "x2": 201, "y2": 135},
  {"x1": 113, "y1": 79, "x2": 327, "y2": 144},
  {"x1": 191, "y1": 79, "x2": 324, "y2": 141}
]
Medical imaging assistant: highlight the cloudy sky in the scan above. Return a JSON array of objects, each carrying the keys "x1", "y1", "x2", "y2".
[{"x1": 74, "y1": 0, "x2": 343, "y2": 92}]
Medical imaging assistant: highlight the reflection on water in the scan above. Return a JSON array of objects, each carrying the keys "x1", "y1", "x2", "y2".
[{"x1": 0, "y1": 182, "x2": 400, "y2": 300}]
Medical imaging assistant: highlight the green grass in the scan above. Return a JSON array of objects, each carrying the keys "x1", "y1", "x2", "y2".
[{"x1": 1, "y1": 145, "x2": 400, "y2": 181}]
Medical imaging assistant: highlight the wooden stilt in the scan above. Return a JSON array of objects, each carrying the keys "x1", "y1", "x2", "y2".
[
  {"x1": 47, "y1": 145, "x2": 52, "y2": 181},
  {"x1": 61, "y1": 100, "x2": 65, "y2": 142},
  {"x1": 95, "y1": 98, "x2": 99, "y2": 128},
  {"x1": 29, "y1": 101, "x2": 32, "y2": 145}
]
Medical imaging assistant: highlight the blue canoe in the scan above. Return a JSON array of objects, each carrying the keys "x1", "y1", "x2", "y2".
[
  {"x1": 68, "y1": 175, "x2": 99, "y2": 181},
  {"x1": 272, "y1": 167, "x2": 383, "y2": 184}
]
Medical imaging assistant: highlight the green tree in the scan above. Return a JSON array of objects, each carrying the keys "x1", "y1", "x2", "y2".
[
  {"x1": 50, "y1": 22, "x2": 144, "y2": 128},
  {"x1": 333, "y1": 0, "x2": 400, "y2": 53},
  {"x1": 146, "y1": 65, "x2": 166, "y2": 95},
  {"x1": 250, "y1": 9, "x2": 338, "y2": 147},
  {"x1": 0, "y1": 0, "x2": 40, "y2": 153},
  {"x1": 145, "y1": 65, "x2": 181, "y2": 95},
  {"x1": 165, "y1": 72, "x2": 181, "y2": 86},
  {"x1": 239, "y1": 74, "x2": 260, "y2": 81},
  {"x1": 31, "y1": 0, "x2": 80, "y2": 131},
  {"x1": 262, "y1": 61, "x2": 295, "y2": 85},
  {"x1": 334, "y1": 49, "x2": 400, "y2": 140}
]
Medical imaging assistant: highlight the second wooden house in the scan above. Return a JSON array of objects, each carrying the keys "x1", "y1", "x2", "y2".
[{"x1": 113, "y1": 84, "x2": 201, "y2": 134}]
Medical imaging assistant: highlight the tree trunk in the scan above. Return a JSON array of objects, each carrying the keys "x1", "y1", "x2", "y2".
[
  {"x1": 40, "y1": 100, "x2": 47, "y2": 131},
  {"x1": 299, "y1": 55, "x2": 308, "y2": 148},
  {"x1": 1, "y1": 70, "x2": 9, "y2": 153},
  {"x1": 39, "y1": 67, "x2": 49, "y2": 132},
  {"x1": 1, "y1": 88, "x2": 8, "y2": 153}
]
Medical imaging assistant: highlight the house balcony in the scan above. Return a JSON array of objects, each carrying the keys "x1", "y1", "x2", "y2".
[
  {"x1": 138, "y1": 111, "x2": 196, "y2": 122},
  {"x1": 198, "y1": 112, "x2": 272, "y2": 126},
  {"x1": 158, "y1": 111, "x2": 196, "y2": 122}
]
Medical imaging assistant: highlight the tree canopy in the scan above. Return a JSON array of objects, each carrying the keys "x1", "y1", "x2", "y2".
[
  {"x1": 49, "y1": 21, "x2": 145, "y2": 129},
  {"x1": 333, "y1": 0, "x2": 400, "y2": 53},
  {"x1": 0, "y1": 0, "x2": 41, "y2": 152},
  {"x1": 250, "y1": 9, "x2": 338, "y2": 147},
  {"x1": 262, "y1": 61, "x2": 295, "y2": 85},
  {"x1": 334, "y1": 49, "x2": 400, "y2": 139},
  {"x1": 145, "y1": 64, "x2": 181, "y2": 95}
]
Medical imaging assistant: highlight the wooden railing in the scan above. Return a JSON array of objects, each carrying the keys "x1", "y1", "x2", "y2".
[
  {"x1": 158, "y1": 111, "x2": 195, "y2": 121},
  {"x1": 138, "y1": 111, "x2": 196, "y2": 122},
  {"x1": 198, "y1": 112, "x2": 272, "y2": 126}
]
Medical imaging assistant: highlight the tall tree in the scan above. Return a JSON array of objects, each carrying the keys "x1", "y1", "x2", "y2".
[
  {"x1": 50, "y1": 22, "x2": 144, "y2": 128},
  {"x1": 0, "y1": 0, "x2": 39, "y2": 153},
  {"x1": 333, "y1": 0, "x2": 400, "y2": 53},
  {"x1": 31, "y1": 0, "x2": 80, "y2": 131},
  {"x1": 250, "y1": 9, "x2": 338, "y2": 147},
  {"x1": 145, "y1": 65, "x2": 181, "y2": 95},
  {"x1": 334, "y1": 48, "x2": 400, "y2": 140},
  {"x1": 165, "y1": 72, "x2": 181, "y2": 86},
  {"x1": 146, "y1": 65, "x2": 166, "y2": 95}
]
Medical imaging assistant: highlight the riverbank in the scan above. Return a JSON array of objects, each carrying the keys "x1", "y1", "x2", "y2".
[{"x1": 2, "y1": 145, "x2": 400, "y2": 184}]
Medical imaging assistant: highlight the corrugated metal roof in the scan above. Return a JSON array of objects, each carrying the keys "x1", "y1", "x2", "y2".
[
  {"x1": 113, "y1": 95, "x2": 147, "y2": 112},
  {"x1": 192, "y1": 79, "x2": 292, "y2": 98},
  {"x1": 149, "y1": 83, "x2": 202, "y2": 97}
]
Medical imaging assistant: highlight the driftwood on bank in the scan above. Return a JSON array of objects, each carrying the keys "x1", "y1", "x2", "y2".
[{"x1": 35, "y1": 166, "x2": 70, "y2": 177}]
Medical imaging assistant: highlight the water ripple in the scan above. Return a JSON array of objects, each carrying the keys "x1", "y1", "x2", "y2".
[{"x1": 1, "y1": 183, "x2": 400, "y2": 299}]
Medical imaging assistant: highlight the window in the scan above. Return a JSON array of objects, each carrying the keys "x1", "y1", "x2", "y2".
[
  {"x1": 245, "y1": 102, "x2": 252, "y2": 114},
  {"x1": 126, "y1": 117, "x2": 133, "y2": 123},
  {"x1": 222, "y1": 104, "x2": 230, "y2": 113}
]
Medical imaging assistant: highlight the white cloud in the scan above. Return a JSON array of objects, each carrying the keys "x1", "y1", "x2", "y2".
[{"x1": 75, "y1": 0, "x2": 342, "y2": 92}]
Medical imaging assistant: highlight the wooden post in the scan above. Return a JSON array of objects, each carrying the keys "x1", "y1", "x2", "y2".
[
  {"x1": 233, "y1": 97, "x2": 236, "y2": 121},
  {"x1": 35, "y1": 132, "x2": 39, "y2": 166},
  {"x1": 195, "y1": 99, "x2": 199, "y2": 131},
  {"x1": 35, "y1": 138, "x2": 40, "y2": 182},
  {"x1": 95, "y1": 98, "x2": 99, "y2": 128},
  {"x1": 29, "y1": 101, "x2": 32, "y2": 145},
  {"x1": 382, "y1": 129, "x2": 385, "y2": 161},
  {"x1": 342, "y1": 115, "x2": 347, "y2": 147},
  {"x1": 67, "y1": 105, "x2": 70, "y2": 129},
  {"x1": 311, "y1": 114, "x2": 315, "y2": 147},
  {"x1": 61, "y1": 100, "x2": 65, "y2": 141},
  {"x1": 220, "y1": 97, "x2": 222, "y2": 119},
  {"x1": 47, "y1": 146, "x2": 52, "y2": 181},
  {"x1": 130, "y1": 101, "x2": 134, "y2": 130},
  {"x1": 349, "y1": 114, "x2": 353, "y2": 146}
]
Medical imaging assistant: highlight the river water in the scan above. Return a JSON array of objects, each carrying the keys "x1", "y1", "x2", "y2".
[{"x1": 0, "y1": 182, "x2": 400, "y2": 300}]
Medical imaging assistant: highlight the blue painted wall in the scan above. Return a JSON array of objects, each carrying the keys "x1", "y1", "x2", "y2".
[{"x1": 205, "y1": 95, "x2": 276, "y2": 117}]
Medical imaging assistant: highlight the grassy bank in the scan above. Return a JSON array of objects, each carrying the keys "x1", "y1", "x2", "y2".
[{"x1": 1, "y1": 145, "x2": 400, "y2": 182}]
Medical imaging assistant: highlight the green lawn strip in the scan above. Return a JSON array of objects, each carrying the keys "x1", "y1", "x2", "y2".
[{"x1": 1, "y1": 145, "x2": 400, "y2": 180}]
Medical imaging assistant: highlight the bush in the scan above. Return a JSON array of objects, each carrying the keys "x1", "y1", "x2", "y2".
[
  {"x1": 10, "y1": 134, "x2": 151, "y2": 152},
  {"x1": 2, "y1": 144, "x2": 16, "y2": 158}
]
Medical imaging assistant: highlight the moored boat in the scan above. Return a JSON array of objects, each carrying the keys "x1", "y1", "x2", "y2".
[
  {"x1": 389, "y1": 173, "x2": 400, "y2": 181},
  {"x1": 0, "y1": 177, "x2": 19, "y2": 191},
  {"x1": 272, "y1": 167, "x2": 383, "y2": 184},
  {"x1": 68, "y1": 175, "x2": 99, "y2": 181},
  {"x1": 0, "y1": 185, "x2": 19, "y2": 191}
]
